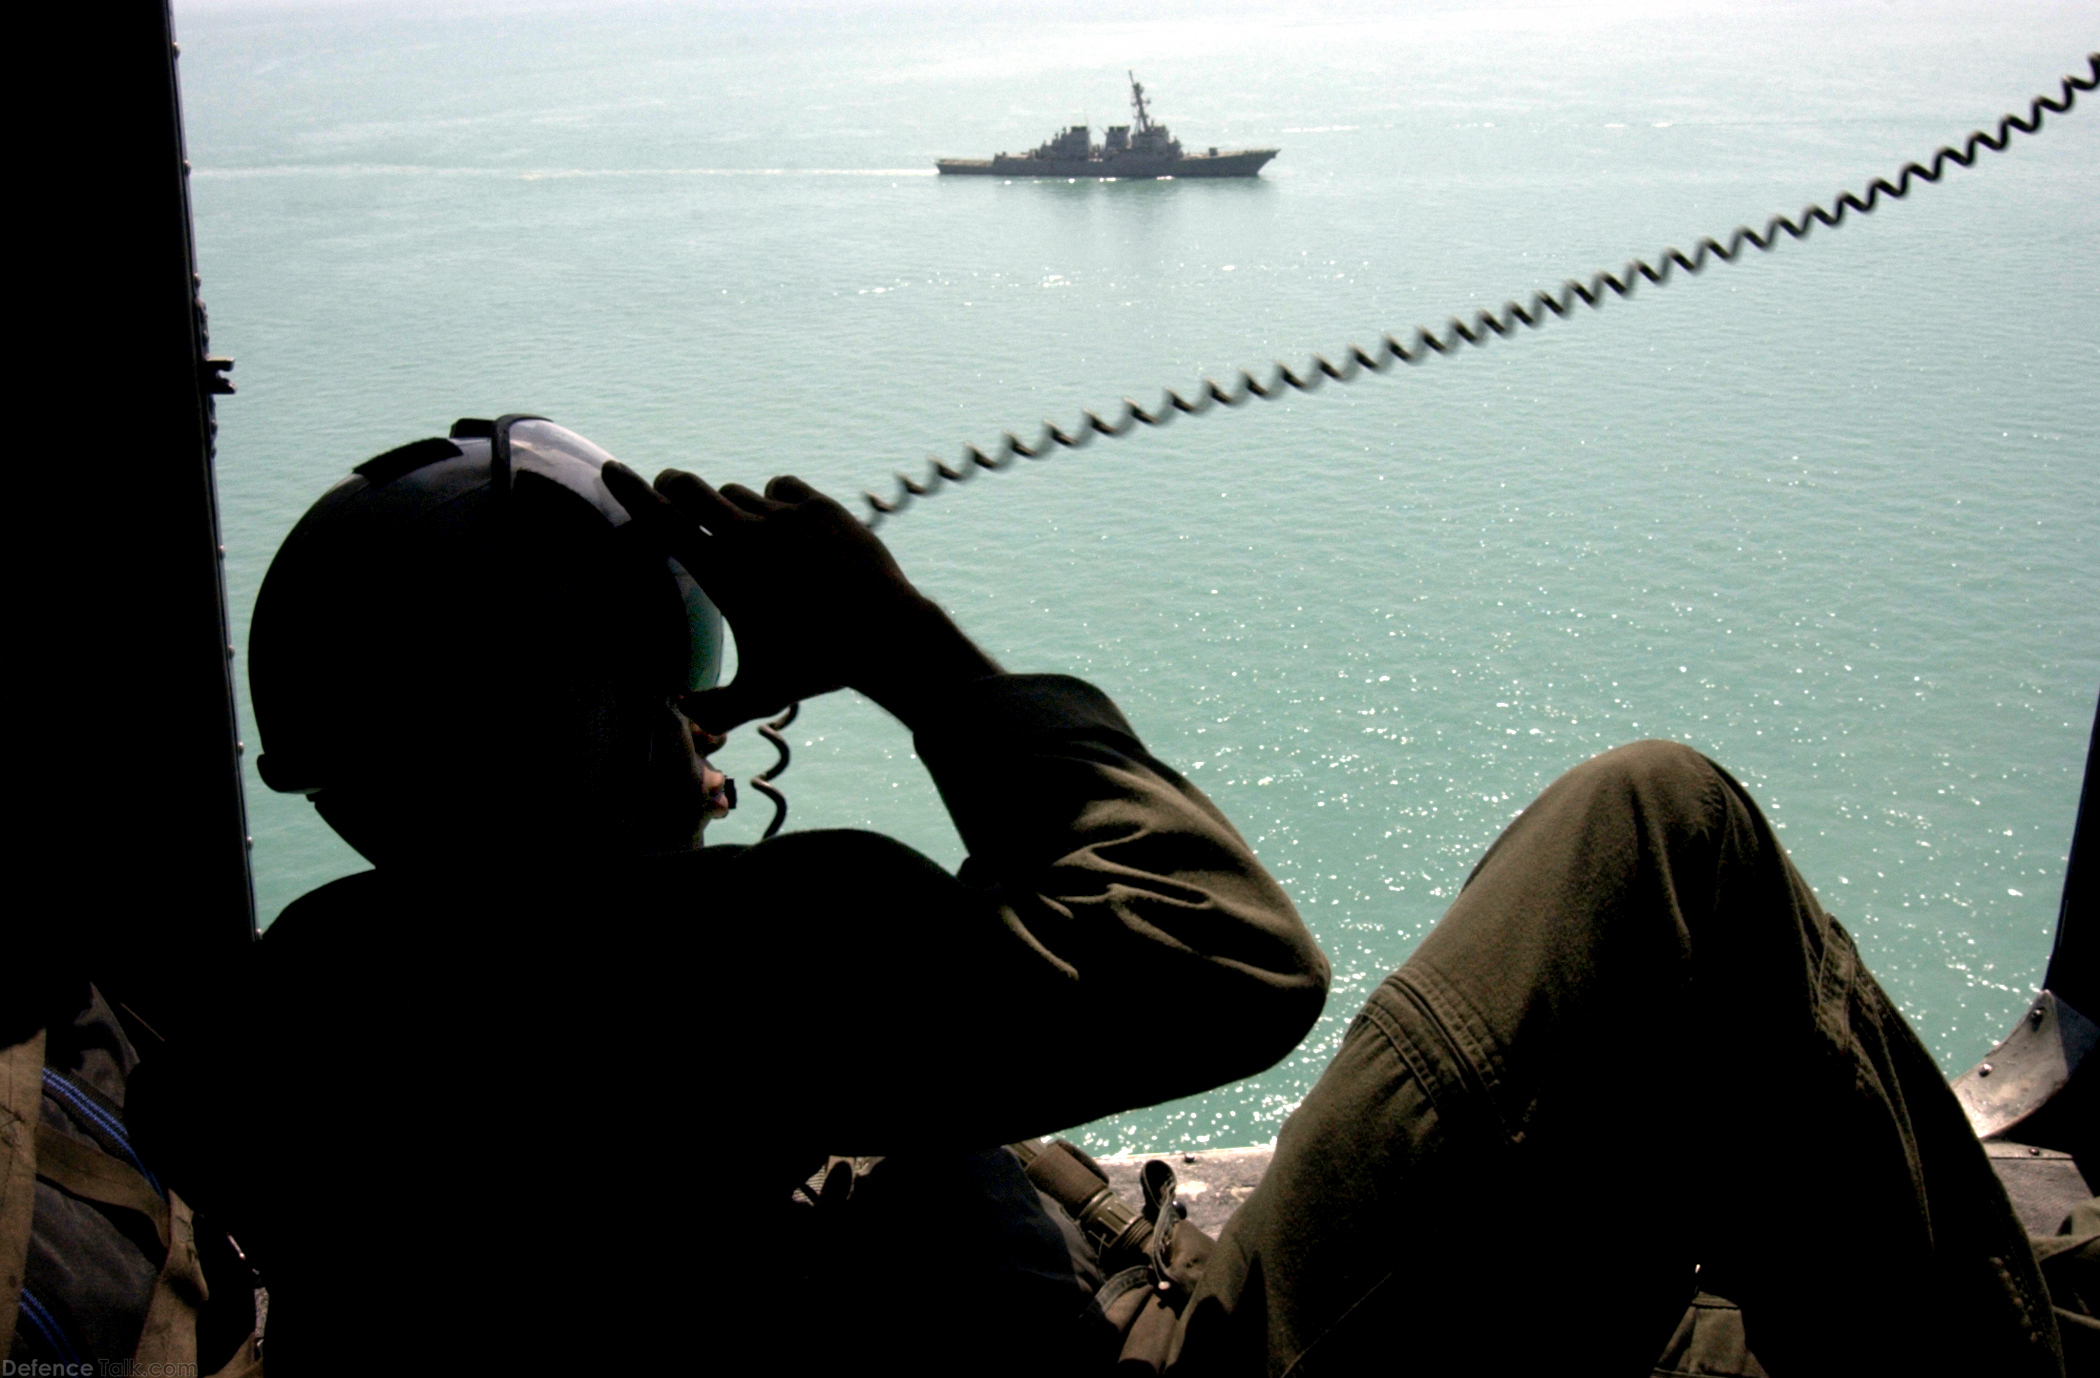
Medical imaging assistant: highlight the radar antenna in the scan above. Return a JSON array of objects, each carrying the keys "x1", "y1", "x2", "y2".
[{"x1": 1128, "y1": 71, "x2": 1154, "y2": 134}]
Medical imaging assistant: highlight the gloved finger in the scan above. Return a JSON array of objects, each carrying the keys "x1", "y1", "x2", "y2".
[
  {"x1": 650, "y1": 467, "x2": 750, "y2": 532},
  {"x1": 764, "y1": 474, "x2": 821, "y2": 503},
  {"x1": 603, "y1": 458, "x2": 668, "y2": 517},
  {"x1": 605, "y1": 461, "x2": 716, "y2": 573},
  {"x1": 717, "y1": 483, "x2": 784, "y2": 516}
]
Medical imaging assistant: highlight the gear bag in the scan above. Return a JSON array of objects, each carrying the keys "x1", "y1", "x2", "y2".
[{"x1": 2, "y1": 994, "x2": 261, "y2": 1375}]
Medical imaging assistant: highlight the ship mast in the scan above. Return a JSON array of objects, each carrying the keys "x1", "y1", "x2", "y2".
[{"x1": 1128, "y1": 71, "x2": 1153, "y2": 134}]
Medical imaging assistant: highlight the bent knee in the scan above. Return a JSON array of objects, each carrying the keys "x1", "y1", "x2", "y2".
[
  {"x1": 1560, "y1": 739, "x2": 1731, "y2": 826},
  {"x1": 1589, "y1": 738, "x2": 1715, "y2": 785}
]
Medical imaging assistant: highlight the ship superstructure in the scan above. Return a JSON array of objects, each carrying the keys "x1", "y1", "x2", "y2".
[{"x1": 938, "y1": 73, "x2": 1277, "y2": 179}]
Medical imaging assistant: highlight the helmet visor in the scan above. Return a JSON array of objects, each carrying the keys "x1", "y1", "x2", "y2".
[{"x1": 496, "y1": 416, "x2": 724, "y2": 694}]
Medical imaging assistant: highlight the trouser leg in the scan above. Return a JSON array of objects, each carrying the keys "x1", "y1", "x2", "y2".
[{"x1": 1172, "y1": 740, "x2": 2058, "y2": 1378}]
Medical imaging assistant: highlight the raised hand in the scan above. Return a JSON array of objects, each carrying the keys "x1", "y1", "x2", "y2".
[{"x1": 603, "y1": 462, "x2": 999, "y2": 732}]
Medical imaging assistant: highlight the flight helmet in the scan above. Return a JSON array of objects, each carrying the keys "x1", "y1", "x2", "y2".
[{"x1": 249, "y1": 415, "x2": 723, "y2": 806}]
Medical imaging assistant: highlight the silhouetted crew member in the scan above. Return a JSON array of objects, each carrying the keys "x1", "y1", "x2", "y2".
[
  {"x1": 135, "y1": 417, "x2": 2084, "y2": 1377},
  {"x1": 131, "y1": 417, "x2": 1329, "y2": 1374}
]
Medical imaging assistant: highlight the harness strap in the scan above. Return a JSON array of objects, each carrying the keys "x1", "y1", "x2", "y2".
[
  {"x1": 1013, "y1": 1138, "x2": 1155, "y2": 1273},
  {"x1": 33, "y1": 1121, "x2": 171, "y2": 1250},
  {"x1": 20, "y1": 1058, "x2": 215, "y2": 1370},
  {"x1": 41, "y1": 1067, "x2": 164, "y2": 1198},
  {"x1": 0, "y1": 1030, "x2": 47, "y2": 1356},
  {"x1": 130, "y1": 1187, "x2": 209, "y2": 1367}
]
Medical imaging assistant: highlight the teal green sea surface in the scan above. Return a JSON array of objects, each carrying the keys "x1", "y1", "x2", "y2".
[{"x1": 179, "y1": 0, "x2": 2099, "y2": 1153}]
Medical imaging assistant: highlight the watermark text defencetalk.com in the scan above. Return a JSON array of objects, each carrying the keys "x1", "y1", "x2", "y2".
[{"x1": 3, "y1": 1363, "x2": 199, "y2": 1376}]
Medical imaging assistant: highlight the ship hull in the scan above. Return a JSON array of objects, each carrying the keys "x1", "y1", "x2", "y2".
[{"x1": 937, "y1": 148, "x2": 1278, "y2": 179}]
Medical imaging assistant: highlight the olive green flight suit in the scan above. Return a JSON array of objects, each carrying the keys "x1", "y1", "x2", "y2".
[{"x1": 1171, "y1": 740, "x2": 2068, "y2": 1378}]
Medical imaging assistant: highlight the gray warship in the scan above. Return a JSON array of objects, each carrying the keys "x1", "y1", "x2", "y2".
[{"x1": 938, "y1": 73, "x2": 1278, "y2": 179}]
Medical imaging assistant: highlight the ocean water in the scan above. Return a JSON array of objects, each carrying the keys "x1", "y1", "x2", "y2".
[{"x1": 178, "y1": 0, "x2": 2098, "y2": 1153}]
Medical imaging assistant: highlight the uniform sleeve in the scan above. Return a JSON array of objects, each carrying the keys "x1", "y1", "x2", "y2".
[{"x1": 715, "y1": 674, "x2": 1329, "y2": 1151}]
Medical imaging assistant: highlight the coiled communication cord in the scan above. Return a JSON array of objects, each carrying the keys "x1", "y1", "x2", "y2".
[
  {"x1": 858, "y1": 53, "x2": 2098, "y2": 529},
  {"x1": 745, "y1": 53, "x2": 2098, "y2": 840},
  {"x1": 748, "y1": 702, "x2": 798, "y2": 839}
]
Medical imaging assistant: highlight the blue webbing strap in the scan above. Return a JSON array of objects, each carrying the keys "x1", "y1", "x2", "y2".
[
  {"x1": 40, "y1": 1068, "x2": 165, "y2": 1201},
  {"x1": 15, "y1": 1285, "x2": 87, "y2": 1366}
]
